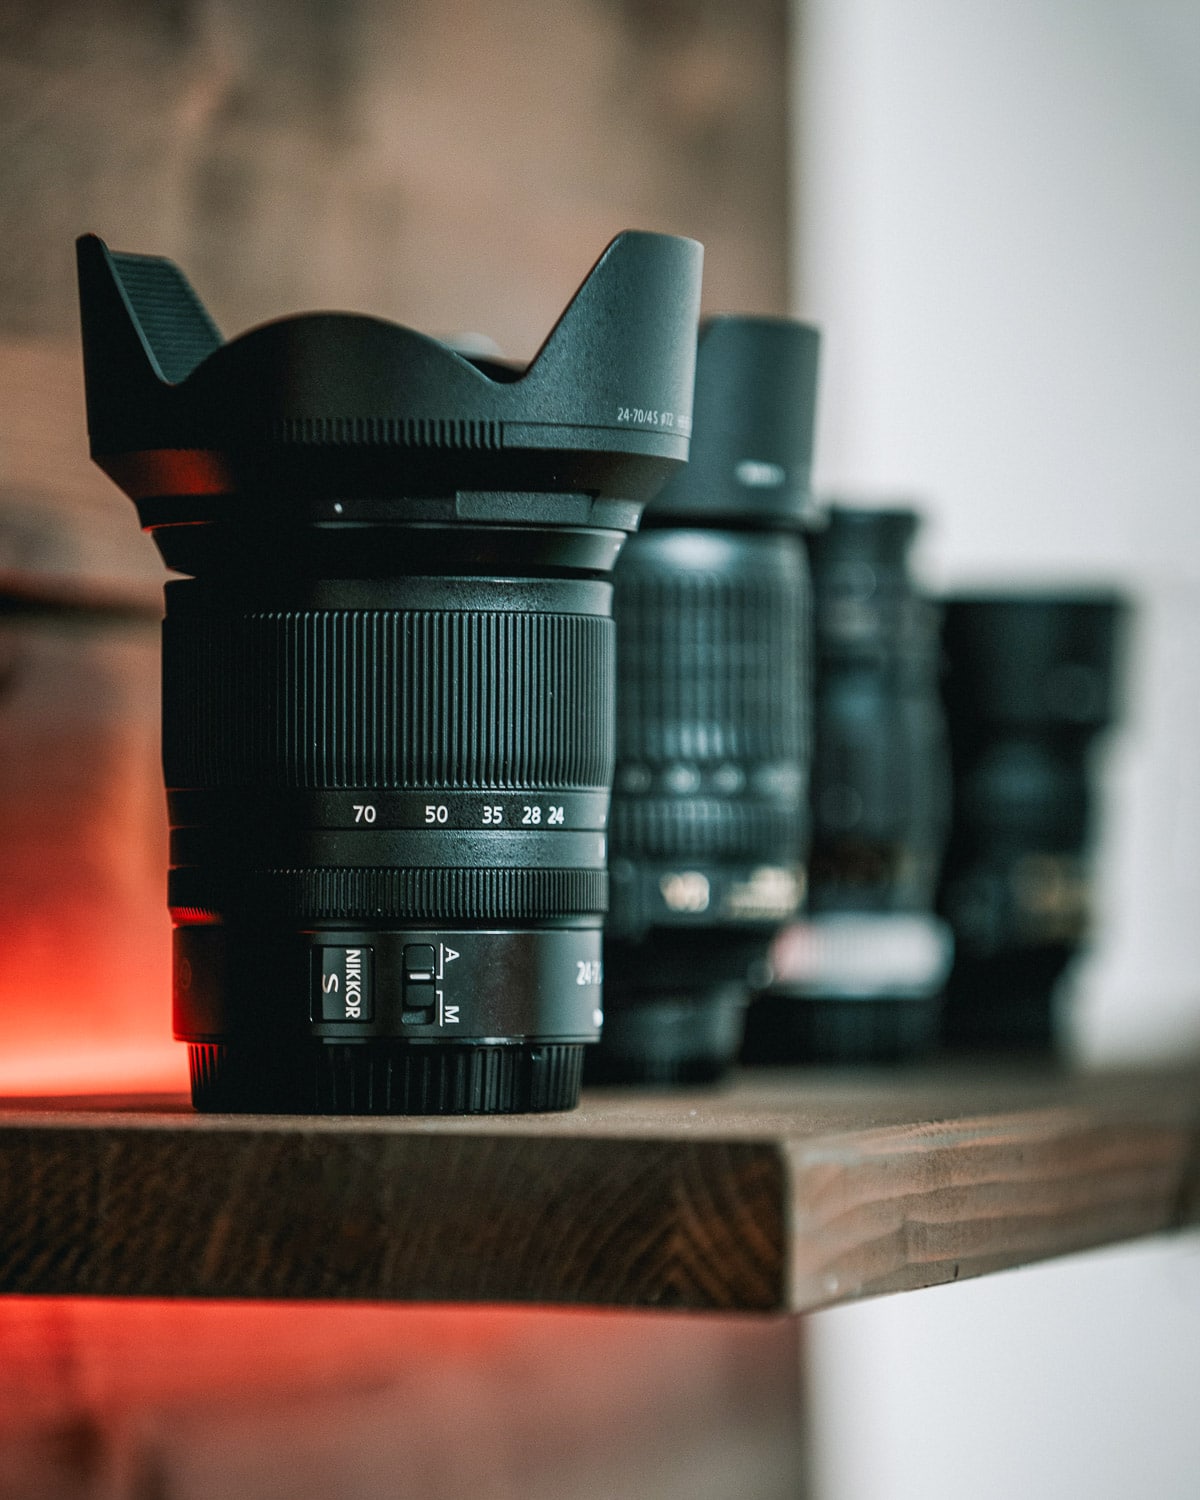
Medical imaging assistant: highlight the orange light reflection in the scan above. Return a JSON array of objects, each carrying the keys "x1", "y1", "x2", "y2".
[{"x1": 0, "y1": 1040, "x2": 187, "y2": 1096}]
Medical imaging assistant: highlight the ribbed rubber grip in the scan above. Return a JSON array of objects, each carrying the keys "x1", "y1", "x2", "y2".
[
  {"x1": 189, "y1": 1041, "x2": 585, "y2": 1114},
  {"x1": 108, "y1": 250, "x2": 221, "y2": 383},
  {"x1": 614, "y1": 570, "x2": 806, "y2": 764},
  {"x1": 270, "y1": 415, "x2": 502, "y2": 449},
  {"x1": 610, "y1": 797, "x2": 802, "y2": 861},
  {"x1": 170, "y1": 865, "x2": 607, "y2": 921},
  {"x1": 163, "y1": 609, "x2": 614, "y2": 790}
]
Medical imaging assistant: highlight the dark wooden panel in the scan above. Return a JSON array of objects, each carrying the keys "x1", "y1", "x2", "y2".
[
  {"x1": 0, "y1": 0, "x2": 789, "y2": 594},
  {"x1": 0, "y1": 0, "x2": 792, "y2": 1095},
  {"x1": 0, "y1": 1301, "x2": 805, "y2": 1500},
  {"x1": 0, "y1": 339, "x2": 166, "y2": 603},
  {"x1": 0, "y1": 1068, "x2": 1196, "y2": 1311},
  {"x1": 0, "y1": 0, "x2": 789, "y2": 342},
  {"x1": 0, "y1": 614, "x2": 175, "y2": 1092}
]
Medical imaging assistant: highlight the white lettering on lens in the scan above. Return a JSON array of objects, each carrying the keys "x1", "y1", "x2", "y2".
[
  {"x1": 322, "y1": 973, "x2": 339, "y2": 993},
  {"x1": 735, "y1": 459, "x2": 786, "y2": 488},
  {"x1": 616, "y1": 406, "x2": 675, "y2": 428},
  {"x1": 345, "y1": 949, "x2": 362, "y2": 1008}
]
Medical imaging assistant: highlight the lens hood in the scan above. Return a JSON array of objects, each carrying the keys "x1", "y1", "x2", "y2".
[
  {"x1": 645, "y1": 315, "x2": 820, "y2": 526},
  {"x1": 77, "y1": 231, "x2": 702, "y2": 571},
  {"x1": 940, "y1": 592, "x2": 1128, "y2": 734}
]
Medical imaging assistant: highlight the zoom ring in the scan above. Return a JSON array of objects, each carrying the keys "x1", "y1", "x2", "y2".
[
  {"x1": 610, "y1": 798, "x2": 803, "y2": 860},
  {"x1": 614, "y1": 570, "x2": 807, "y2": 763},
  {"x1": 163, "y1": 609, "x2": 614, "y2": 789},
  {"x1": 169, "y1": 866, "x2": 608, "y2": 922}
]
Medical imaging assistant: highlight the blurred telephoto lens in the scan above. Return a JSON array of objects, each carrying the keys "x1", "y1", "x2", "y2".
[
  {"x1": 591, "y1": 316, "x2": 820, "y2": 1085},
  {"x1": 742, "y1": 506, "x2": 953, "y2": 1064},
  {"x1": 76, "y1": 230, "x2": 702, "y2": 1113},
  {"x1": 937, "y1": 592, "x2": 1128, "y2": 1054}
]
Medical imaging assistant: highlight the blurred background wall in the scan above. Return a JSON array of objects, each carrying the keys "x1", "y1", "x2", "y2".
[
  {"x1": 0, "y1": 0, "x2": 790, "y2": 1092},
  {"x1": 792, "y1": 2, "x2": 1200, "y2": 1496}
]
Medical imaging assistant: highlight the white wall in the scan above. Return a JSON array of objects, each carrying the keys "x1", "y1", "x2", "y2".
[
  {"x1": 807, "y1": 1231, "x2": 1200, "y2": 1500},
  {"x1": 793, "y1": 0, "x2": 1200, "y2": 1061},
  {"x1": 792, "y1": 4, "x2": 1200, "y2": 1497}
]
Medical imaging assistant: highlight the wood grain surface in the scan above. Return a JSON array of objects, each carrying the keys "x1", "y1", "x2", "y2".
[{"x1": 1, "y1": 1067, "x2": 1196, "y2": 1312}]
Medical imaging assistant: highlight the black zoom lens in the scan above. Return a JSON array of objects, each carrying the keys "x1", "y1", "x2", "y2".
[
  {"x1": 77, "y1": 230, "x2": 702, "y2": 1113},
  {"x1": 743, "y1": 506, "x2": 953, "y2": 1064},
  {"x1": 592, "y1": 316, "x2": 820, "y2": 1084},
  {"x1": 937, "y1": 592, "x2": 1127, "y2": 1055}
]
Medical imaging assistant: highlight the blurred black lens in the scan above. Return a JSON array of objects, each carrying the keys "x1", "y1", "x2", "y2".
[
  {"x1": 76, "y1": 229, "x2": 702, "y2": 1113},
  {"x1": 743, "y1": 506, "x2": 953, "y2": 1063},
  {"x1": 937, "y1": 592, "x2": 1128, "y2": 1054},
  {"x1": 591, "y1": 316, "x2": 820, "y2": 1084}
]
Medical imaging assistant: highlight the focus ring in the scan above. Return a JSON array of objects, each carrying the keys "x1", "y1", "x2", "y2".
[
  {"x1": 169, "y1": 865, "x2": 608, "y2": 921},
  {"x1": 163, "y1": 609, "x2": 614, "y2": 790},
  {"x1": 189, "y1": 1041, "x2": 585, "y2": 1114}
]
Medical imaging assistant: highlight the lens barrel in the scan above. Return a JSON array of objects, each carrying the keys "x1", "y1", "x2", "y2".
[
  {"x1": 936, "y1": 592, "x2": 1127, "y2": 1054},
  {"x1": 592, "y1": 316, "x2": 820, "y2": 1084},
  {"x1": 77, "y1": 230, "x2": 702, "y2": 1113},
  {"x1": 743, "y1": 506, "x2": 953, "y2": 1063}
]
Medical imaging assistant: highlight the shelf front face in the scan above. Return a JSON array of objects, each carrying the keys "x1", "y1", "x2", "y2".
[{"x1": 1, "y1": 1068, "x2": 1197, "y2": 1312}]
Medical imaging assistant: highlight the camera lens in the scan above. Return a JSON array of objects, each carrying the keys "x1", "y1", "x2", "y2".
[
  {"x1": 591, "y1": 316, "x2": 820, "y2": 1085},
  {"x1": 743, "y1": 506, "x2": 953, "y2": 1063},
  {"x1": 937, "y1": 592, "x2": 1127, "y2": 1054},
  {"x1": 77, "y1": 230, "x2": 702, "y2": 1113}
]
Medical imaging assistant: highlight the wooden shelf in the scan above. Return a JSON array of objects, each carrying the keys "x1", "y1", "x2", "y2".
[{"x1": 1, "y1": 1065, "x2": 1197, "y2": 1313}]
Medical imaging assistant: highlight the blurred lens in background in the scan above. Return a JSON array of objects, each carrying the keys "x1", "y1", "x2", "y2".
[
  {"x1": 937, "y1": 592, "x2": 1129, "y2": 1055},
  {"x1": 743, "y1": 505, "x2": 953, "y2": 1064},
  {"x1": 592, "y1": 316, "x2": 820, "y2": 1085}
]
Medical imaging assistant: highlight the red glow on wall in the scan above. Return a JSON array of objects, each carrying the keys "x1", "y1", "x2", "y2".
[
  {"x1": 0, "y1": 1296, "x2": 802, "y2": 1498},
  {"x1": 0, "y1": 620, "x2": 174, "y2": 1099},
  {"x1": 0, "y1": 1039, "x2": 187, "y2": 1096}
]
